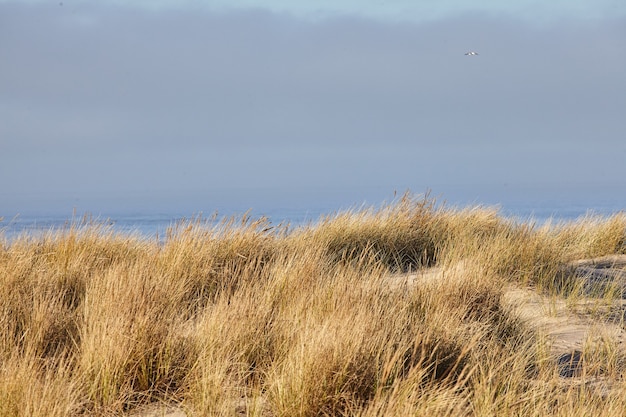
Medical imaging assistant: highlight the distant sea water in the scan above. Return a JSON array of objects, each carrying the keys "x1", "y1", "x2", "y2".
[
  {"x1": 2, "y1": 198, "x2": 625, "y2": 243},
  {"x1": 0, "y1": 208, "x2": 330, "y2": 242}
]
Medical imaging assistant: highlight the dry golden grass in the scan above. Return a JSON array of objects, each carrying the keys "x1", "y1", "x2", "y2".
[{"x1": 1, "y1": 194, "x2": 625, "y2": 416}]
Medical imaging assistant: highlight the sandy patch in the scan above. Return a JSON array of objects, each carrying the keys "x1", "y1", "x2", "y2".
[
  {"x1": 501, "y1": 256, "x2": 626, "y2": 384},
  {"x1": 387, "y1": 256, "x2": 626, "y2": 379}
]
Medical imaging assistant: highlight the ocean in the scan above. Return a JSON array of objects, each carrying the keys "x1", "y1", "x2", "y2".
[{"x1": 2, "y1": 195, "x2": 625, "y2": 242}]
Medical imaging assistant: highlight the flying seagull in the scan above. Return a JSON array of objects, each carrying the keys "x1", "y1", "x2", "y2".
[{"x1": 465, "y1": 51, "x2": 479, "y2": 56}]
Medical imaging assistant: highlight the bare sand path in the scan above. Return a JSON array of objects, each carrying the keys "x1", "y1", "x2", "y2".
[
  {"x1": 503, "y1": 255, "x2": 626, "y2": 356},
  {"x1": 388, "y1": 256, "x2": 626, "y2": 379},
  {"x1": 502, "y1": 287, "x2": 626, "y2": 377},
  {"x1": 493, "y1": 255, "x2": 626, "y2": 383}
]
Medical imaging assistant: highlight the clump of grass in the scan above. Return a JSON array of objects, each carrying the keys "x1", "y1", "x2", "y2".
[
  {"x1": 435, "y1": 209, "x2": 626, "y2": 291},
  {"x1": 305, "y1": 193, "x2": 441, "y2": 271},
  {"x1": 156, "y1": 214, "x2": 279, "y2": 312},
  {"x1": 1, "y1": 195, "x2": 625, "y2": 415}
]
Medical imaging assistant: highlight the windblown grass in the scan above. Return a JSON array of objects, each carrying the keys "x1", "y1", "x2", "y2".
[{"x1": 1, "y1": 194, "x2": 625, "y2": 416}]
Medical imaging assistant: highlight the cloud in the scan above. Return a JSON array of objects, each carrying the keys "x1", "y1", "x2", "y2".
[{"x1": 1, "y1": 2, "x2": 625, "y2": 214}]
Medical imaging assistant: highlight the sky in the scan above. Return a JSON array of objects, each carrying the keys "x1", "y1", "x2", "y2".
[{"x1": 1, "y1": 0, "x2": 626, "y2": 218}]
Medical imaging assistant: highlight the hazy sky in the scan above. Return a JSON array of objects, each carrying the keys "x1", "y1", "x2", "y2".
[{"x1": 2, "y1": 0, "x2": 625, "y2": 217}]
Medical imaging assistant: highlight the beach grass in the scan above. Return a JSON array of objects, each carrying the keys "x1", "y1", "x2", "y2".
[{"x1": 1, "y1": 194, "x2": 625, "y2": 416}]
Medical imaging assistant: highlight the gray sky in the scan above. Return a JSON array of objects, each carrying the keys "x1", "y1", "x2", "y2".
[{"x1": 2, "y1": 0, "x2": 626, "y2": 217}]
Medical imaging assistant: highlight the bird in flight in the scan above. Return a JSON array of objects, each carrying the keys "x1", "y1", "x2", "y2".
[{"x1": 465, "y1": 51, "x2": 479, "y2": 56}]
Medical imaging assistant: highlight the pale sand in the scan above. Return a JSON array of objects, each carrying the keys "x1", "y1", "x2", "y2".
[{"x1": 389, "y1": 256, "x2": 626, "y2": 380}]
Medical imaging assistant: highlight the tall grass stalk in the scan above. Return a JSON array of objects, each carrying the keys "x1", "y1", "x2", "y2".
[{"x1": 1, "y1": 195, "x2": 625, "y2": 415}]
